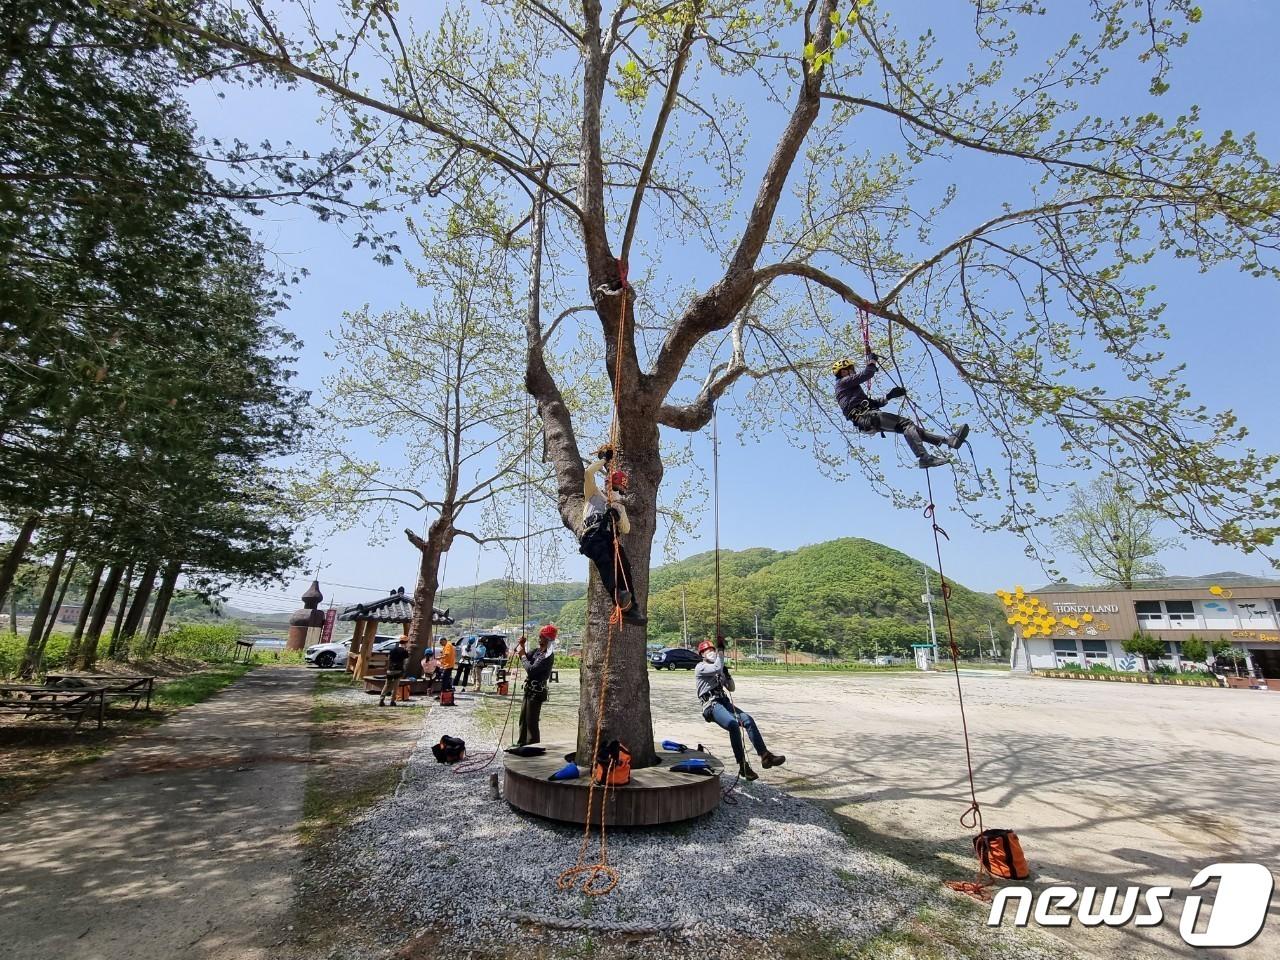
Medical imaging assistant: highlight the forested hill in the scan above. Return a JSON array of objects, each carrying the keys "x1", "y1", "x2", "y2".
[
  {"x1": 435, "y1": 579, "x2": 586, "y2": 624},
  {"x1": 552, "y1": 538, "x2": 1006, "y2": 657}
]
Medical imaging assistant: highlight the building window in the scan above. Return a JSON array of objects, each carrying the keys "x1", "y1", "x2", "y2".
[
  {"x1": 1053, "y1": 639, "x2": 1080, "y2": 666},
  {"x1": 1164, "y1": 600, "x2": 1195, "y2": 624},
  {"x1": 1135, "y1": 600, "x2": 1163, "y2": 623},
  {"x1": 1081, "y1": 640, "x2": 1109, "y2": 664}
]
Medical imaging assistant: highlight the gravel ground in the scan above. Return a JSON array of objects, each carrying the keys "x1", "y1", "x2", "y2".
[{"x1": 324, "y1": 692, "x2": 927, "y2": 957}]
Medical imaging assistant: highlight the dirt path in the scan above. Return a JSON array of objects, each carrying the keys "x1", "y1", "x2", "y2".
[{"x1": 0, "y1": 667, "x2": 316, "y2": 960}]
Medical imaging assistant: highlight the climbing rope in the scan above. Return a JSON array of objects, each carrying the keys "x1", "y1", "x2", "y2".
[
  {"x1": 873, "y1": 313, "x2": 992, "y2": 895},
  {"x1": 558, "y1": 257, "x2": 632, "y2": 897},
  {"x1": 454, "y1": 395, "x2": 537, "y2": 776}
]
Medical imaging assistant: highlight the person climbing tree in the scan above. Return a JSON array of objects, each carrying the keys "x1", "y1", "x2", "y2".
[
  {"x1": 694, "y1": 638, "x2": 785, "y2": 781},
  {"x1": 516, "y1": 624, "x2": 557, "y2": 746},
  {"x1": 578, "y1": 447, "x2": 645, "y2": 625},
  {"x1": 832, "y1": 356, "x2": 968, "y2": 469}
]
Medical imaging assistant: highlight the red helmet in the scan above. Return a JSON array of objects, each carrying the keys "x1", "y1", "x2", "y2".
[
  {"x1": 539, "y1": 623, "x2": 558, "y2": 641},
  {"x1": 697, "y1": 639, "x2": 717, "y2": 656},
  {"x1": 608, "y1": 469, "x2": 629, "y2": 491}
]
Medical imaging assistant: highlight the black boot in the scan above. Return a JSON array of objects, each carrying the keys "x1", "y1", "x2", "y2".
[
  {"x1": 761, "y1": 751, "x2": 786, "y2": 769},
  {"x1": 947, "y1": 424, "x2": 970, "y2": 449}
]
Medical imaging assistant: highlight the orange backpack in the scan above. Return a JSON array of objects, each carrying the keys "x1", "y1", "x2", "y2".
[
  {"x1": 974, "y1": 828, "x2": 1029, "y2": 880},
  {"x1": 592, "y1": 740, "x2": 632, "y2": 786}
]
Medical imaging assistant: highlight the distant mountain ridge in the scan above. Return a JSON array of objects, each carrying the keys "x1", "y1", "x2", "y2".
[{"x1": 555, "y1": 538, "x2": 1005, "y2": 657}]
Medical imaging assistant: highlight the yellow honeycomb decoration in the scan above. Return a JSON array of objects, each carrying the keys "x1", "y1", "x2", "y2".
[{"x1": 997, "y1": 584, "x2": 1061, "y2": 638}]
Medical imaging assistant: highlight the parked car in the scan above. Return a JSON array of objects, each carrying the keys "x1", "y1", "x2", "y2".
[
  {"x1": 305, "y1": 639, "x2": 350, "y2": 669},
  {"x1": 306, "y1": 634, "x2": 399, "y2": 668},
  {"x1": 649, "y1": 647, "x2": 701, "y2": 670}
]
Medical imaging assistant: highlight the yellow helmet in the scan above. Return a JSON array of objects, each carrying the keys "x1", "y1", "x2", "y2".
[{"x1": 832, "y1": 358, "x2": 856, "y2": 376}]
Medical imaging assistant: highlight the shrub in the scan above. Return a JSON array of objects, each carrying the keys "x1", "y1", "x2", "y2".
[
  {"x1": 151, "y1": 623, "x2": 246, "y2": 662},
  {"x1": 1088, "y1": 663, "x2": 1116, "y2": 673},
  {"x1": 1, "y1": 631, "x2": 75, "y2": 678}
]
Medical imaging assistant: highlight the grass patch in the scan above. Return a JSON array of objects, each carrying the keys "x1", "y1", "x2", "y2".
[
  {"x1": 300, "y1": 761, "x2": 404, "y2": 844},
  {"x1": 153, "y1": 663, "x2": 253, "y2": 708}
]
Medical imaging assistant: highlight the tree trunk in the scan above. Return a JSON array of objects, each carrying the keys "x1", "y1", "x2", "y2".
[
  {"x1": 405, "y1": 519, "x2": 453, "y2": 668},
  {"x1": 79, "y1": 563, "x2": 125, "y2": 669},
  {"x1": 19, "y1": 543, "x2": 68, "y2": 677},
  {"x1": 141, "y1": 559, "x2": 180, "y2": 654},
  {"x1": 0, "y1": 514, "x2": 38, "y2": 618},
  {"x1": 121, "y1": 560, "x2": 159, "y2": 645},
  {"x1": 66, "y1": 561, "x2": 104, "y2": 665},
  {"x1": 574, "y1": 433, "x2": 660, "y2": 769},
  {"x1": 37, "y1": 554, "x2": 78, "y2": 670},
  {"x1": 106, "y1": 560, "x2": 136, "y2": 659}
]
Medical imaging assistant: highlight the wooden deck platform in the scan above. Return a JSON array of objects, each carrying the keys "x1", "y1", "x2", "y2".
[{"x1": 503, "y1": 742, "x2": 723, "y2": 826}]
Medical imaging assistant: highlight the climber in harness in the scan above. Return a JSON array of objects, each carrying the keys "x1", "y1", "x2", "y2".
[
  {"x1": 579, "y1": 446, "x2": 646, "y2": 625},
  {"x1": 832, "y1": 356, "x2": 968, "y2": 469},
  {"x1": 516, "y1": 623, "x2": 557, "y2": 746},
  {"x1": 694, "y1": 638, "x2": 784, "y2": 781}
]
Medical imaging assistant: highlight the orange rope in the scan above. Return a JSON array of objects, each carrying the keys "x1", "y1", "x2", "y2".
[{"x1": 558, "y1": 258, "x2": 632, "y2": 896}]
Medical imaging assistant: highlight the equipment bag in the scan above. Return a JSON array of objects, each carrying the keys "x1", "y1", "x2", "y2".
[
  {"x1": 432, "y1": 735, "x2": 466, "y2": 764},
  {"x1": 440, "y1": 688, "x2": 455, "y2": 706},
  {"x1": 592, "y1": 739, "x2": 632, "y2": 786},
  {"x1": 973, "y1": 828, "x2": 1029, "y2": 880}
]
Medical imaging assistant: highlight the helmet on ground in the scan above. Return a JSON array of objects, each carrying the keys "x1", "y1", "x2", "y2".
[
  {"x1": 609, "y1": 469, "x2": 629, "y2": 491},
  {"x1": 697, "y1": 639, "x2": 717, "y2": 656},
  {"x1": 832, "y1": 358, "x2": 856, "y2": 376},
  {"x1": 539, "y1": 623, "x2": 558, "y2": 641}
]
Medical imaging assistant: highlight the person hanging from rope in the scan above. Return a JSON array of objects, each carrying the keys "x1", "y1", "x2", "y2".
[
  {"x1": 579, "y1": 446, "x2": 646, "y2": 625},
  {"x1": 832, "y1": 355, "x2": 969, "y2": 469},
  {"x1": 515, "y1": 624, "x2": 557, "y2": 746},
  {"x1": 694, "y1": 638, "x2": 785, "y2": 781}
]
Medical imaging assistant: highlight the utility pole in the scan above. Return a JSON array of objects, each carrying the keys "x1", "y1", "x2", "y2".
[
  {"x1": 922, "y1": 570, "x2": 939, "y2": 663},
  {"x1": 754, "y1": 610, "x2": 761, "y2": 657},
  {"x1": 681, "y1": 585, "x2": 688, "y2": 647},
  {"x1": 987, "y1": 621, "x2": 998, "y2": 659}
]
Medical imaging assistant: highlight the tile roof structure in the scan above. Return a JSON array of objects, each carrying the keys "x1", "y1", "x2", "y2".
[{"x1": 337, "y1": 586, "x2": 454, "y2": 625}]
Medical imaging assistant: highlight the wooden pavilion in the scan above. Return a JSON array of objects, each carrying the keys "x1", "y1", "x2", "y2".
[{"x1": 338, "y1": 586, "x2": 453, "y2": 679}]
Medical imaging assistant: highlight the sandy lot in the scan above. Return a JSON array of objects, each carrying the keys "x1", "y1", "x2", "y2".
[{"x1": 531, "y1": 667, "x2": 1280, "y2": 960}]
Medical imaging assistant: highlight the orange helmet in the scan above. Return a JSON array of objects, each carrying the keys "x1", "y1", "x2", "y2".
[
  {"x1": 608, "y1": 469, "x2": 629, "y2": 491},
  {"x1": 697, "y1": 639, "x2": 717, "y2": 656},
  {"x1": 539, "y1": 623, "x2": 558, "y2": 641}
]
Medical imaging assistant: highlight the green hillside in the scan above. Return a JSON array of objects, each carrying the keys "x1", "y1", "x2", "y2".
[
  {"x1": 436, "y1": 578, "x2": 585, "y2": 625},
  {"x1": 554, "y1": 538, "x2": 1006, "y2": 658}
]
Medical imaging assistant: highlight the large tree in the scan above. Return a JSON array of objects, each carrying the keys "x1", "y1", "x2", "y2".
[
  {"x1": 298, "y1": 220, "x2": 564, "y2": 663},
  {"x1": 126, "y1": 0, "x2": 1280, "y2": 764},
  {"x1": 1055, "y1": 475, "x2": 1176, "y2": 588}
]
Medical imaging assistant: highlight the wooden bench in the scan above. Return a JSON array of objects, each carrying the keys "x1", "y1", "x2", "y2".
[
  {"x1": 44, "y1": 673, "x2": 157, "y2": 711},
  {"x1": 0, "y1": 684, "x2": 107, "y2": 730}
]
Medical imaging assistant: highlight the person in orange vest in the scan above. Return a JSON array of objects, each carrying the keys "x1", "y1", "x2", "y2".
[{"x1": 438, "y1": 636, "x2": 457, "y2": 692}]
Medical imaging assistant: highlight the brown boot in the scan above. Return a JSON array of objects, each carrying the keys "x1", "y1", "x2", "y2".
[
  {"x1": 737, "y1": 761, "x2": 759, "y2": 781},
  {"x1": 761, "y1": 751, "x2": 786, "y2": 769}
]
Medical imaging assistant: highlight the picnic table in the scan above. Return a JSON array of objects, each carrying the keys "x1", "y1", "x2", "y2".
[
  {"x1": 43, "y1": 673, "x2": 157, "y2": 711},
  {"x1": 0, "y1": 683, "x2": 107, "y2": 730}
]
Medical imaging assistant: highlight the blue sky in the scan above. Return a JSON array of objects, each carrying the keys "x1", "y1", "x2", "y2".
[{"x1": 189, "y1": 4, "x2": 1280, "y2": 616}]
